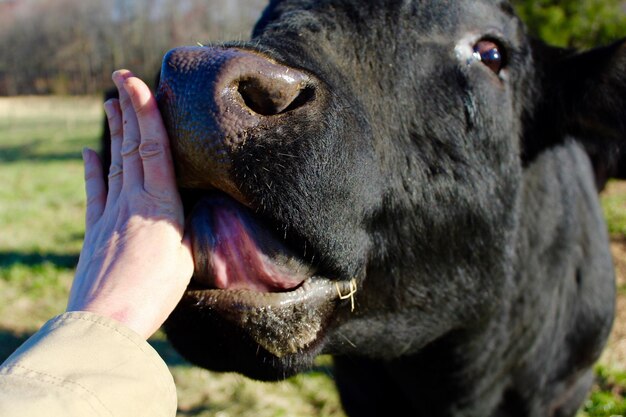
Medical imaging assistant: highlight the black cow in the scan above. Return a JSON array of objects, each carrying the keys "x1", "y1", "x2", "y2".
[{"x1": 105, "y1": 1, "x2": 626, "y2": 416}]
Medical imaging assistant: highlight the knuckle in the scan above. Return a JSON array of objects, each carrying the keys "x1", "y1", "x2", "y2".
[
  {"x1": 108, "y1": 167, "x2": 123, "y2": 179},
  {"x1": 139, "y1": 140, "x2": 164, "y2": 159},
  {"x1": 109, "y1": 126, "x2": 124, "y2": 139},
  {"x1": 145, "y1": 189, "x2": 178, "y2": 210},
  {"x1": 121, "y1": 138, "x2": 140, "y2": 157},
  {"x1": 84, "y1": 172, "x2": 100, "y2": 184},
  {"x1": 150, "y1": 190, "x2": 175, "y2": 205},
  {"x1": 127, "y1": 193, "x2": 176, "y2": 220},
  {"x1": 86, "y1": 193, "x2": 105, "y2": 207},
  {"x1": 106, "y1": 116, "x2": 124, "y2": 139},
  {"x1": 106, "y1": 106, "x2": 121, "y2": 122},
  {"x1": 84, "y1": 166, "x2": 100, "y2": 181}
]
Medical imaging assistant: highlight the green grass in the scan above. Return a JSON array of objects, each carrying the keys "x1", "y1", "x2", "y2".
[
  {"x1": 602, "y1": 182, "x2": 626, "y2": 238},
  {"x1": 2, "y1": 96, "x2": 626, "y2": 416},
  {"x1": 0, "y1": 97, "x2": 99, "y2": 333},
  {"x1": 579, "y1": 366, "x2": 626, "y2": 417}
]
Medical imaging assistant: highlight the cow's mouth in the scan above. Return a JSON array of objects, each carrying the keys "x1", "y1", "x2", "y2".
[{"x1": 180, "y1": 191, "x2": 355, "y2": 358}]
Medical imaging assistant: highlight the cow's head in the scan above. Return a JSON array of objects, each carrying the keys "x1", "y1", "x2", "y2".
[{"x1": 158, "y1": 0, "x2": 626, "y2": 381}]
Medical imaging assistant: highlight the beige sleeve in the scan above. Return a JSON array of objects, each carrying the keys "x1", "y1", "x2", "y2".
[{"x1": 0, "y1": 311, "x2": 177, "y2": 417}]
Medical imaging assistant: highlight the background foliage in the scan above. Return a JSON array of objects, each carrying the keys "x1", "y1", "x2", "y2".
[
  {"x1": 512, "y1": 0, "x2": 626, "y2": 48},
  {"x1": 0, "y1": 0, "x2": 266, "y2": 95}
]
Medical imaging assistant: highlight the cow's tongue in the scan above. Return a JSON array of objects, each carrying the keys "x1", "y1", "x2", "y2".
[
  {"x1": 189, "y1": 196, "x2": 313, "y2": 292},
  {"x1": 185, "y1": 195, "x2": 356, "y2": 358}
]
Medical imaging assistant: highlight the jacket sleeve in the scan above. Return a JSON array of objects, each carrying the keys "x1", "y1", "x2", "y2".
[{"x1": 0, "y1": 311, "x2": 177, "y2": 417}]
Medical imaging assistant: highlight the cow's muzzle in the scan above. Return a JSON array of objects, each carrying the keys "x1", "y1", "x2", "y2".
[{"x1": 156, "y1": 46, "x2": 316, "y2": 202}]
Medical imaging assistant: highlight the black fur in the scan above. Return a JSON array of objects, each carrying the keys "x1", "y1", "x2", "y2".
[{"x1": 103, "y1": 1, "x2": 626, "y2": 415}]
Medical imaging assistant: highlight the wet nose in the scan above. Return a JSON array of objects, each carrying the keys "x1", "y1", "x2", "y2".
[{"x1": 156, "y1": 46, "x2": 314, "y2": 198}]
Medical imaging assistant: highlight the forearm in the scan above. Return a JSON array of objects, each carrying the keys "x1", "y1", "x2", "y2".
[{"x1": 0, "y1": 312, "x2": 176, "y2": 417}]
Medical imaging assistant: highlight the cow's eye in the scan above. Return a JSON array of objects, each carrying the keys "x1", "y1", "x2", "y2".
[{"x1": 473, "y1": 40, "x2": 505, "y2": 74}]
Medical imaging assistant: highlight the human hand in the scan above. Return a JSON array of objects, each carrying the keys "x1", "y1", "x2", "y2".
[{"x1": 67, "y1": 70, "x2": 194, "y2": 339}]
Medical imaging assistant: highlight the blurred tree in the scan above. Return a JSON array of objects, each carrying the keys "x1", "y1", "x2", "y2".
[
  {"x1": 512, "y1": 0, "x2": 626, "y2": 48},
  {"x1": 0, "y1": 0, "x2": 266, "y2": 95}
]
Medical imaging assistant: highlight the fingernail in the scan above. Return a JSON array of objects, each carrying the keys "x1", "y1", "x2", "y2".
[
  {"x1": 112, "y1": 70, "x2": 122, "y2": 83},
  {"x1": 112, "y1": 69, "x2": 131, "y2": 86},
  {"x1": 112, "y1": 69, "x2": 125, "y2": 78}
]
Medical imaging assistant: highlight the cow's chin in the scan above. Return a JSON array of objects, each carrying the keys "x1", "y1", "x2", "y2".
[{"x1": 163, "y1": 191, "x2": 353, "y2": 381}]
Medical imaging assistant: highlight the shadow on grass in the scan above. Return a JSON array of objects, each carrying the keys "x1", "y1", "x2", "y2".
[
  {"x1": 0, "y1": 329, "x2": 31, "y2": 363},
  {"x1": 0, "y1": 143, "x2": 82, "y2": 163},
  {"x1": 176, "y1": 405, "x2": 216, "y2": 416},
  {"x1": 148, "y1": 338, "x2": 192, "y2": 367},
  {"x1": 0, "y1": 251, "x2": 79, "y2": 270}
]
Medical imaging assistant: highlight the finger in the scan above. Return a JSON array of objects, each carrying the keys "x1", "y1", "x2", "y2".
[
  {"x1": 82, "y1": 148, "x2": 106, "y2": 229},
  {"x1": 180, "y1": 234, "x2": 195, "y2": 278},
  {"x1": 104, "y1": 99, "x2": 124, "y2": 201},
  {"x1": 113, "y1": 70, "x2": 143, "y2": 190},
  {"x1": 124, "y1": 77, "x2": 178, "y2": 197}
]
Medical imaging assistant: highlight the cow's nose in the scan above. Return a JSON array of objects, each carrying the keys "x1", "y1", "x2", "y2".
[
  {"x1": 234, "y1": 59, "x2": 312, "y2": 116},
  {"x1": 156, "y1": 46, "x2": 314, "y2": 198}
]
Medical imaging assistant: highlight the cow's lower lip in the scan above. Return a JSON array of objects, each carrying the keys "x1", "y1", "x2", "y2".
[
  {"x1": 182, "y1": 191, "x2": 353, "y2": 356},
  {"x1": 183, "y1": 277, "x2": 354, "y2": 357}
]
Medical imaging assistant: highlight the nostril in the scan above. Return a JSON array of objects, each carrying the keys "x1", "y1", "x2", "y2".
[
  {"x1": 281, "y1": 86, "x2": 315, "y2": 113},
  {"x1": 237, "y1": 77, "x2": 315, "y2": 116}
]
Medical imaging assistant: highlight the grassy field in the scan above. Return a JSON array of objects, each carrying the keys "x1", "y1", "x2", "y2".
[{"x1": 1, "y1": 96, "x2": 625, "y2": 416}]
